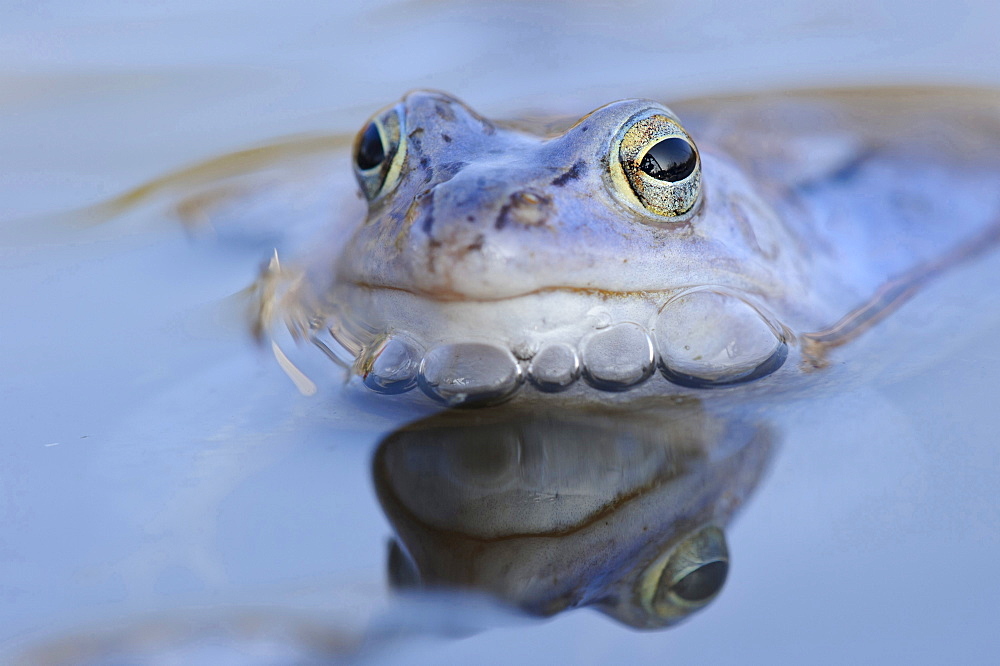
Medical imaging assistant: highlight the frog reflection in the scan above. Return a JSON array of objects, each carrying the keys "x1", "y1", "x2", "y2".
[{"x1": 373, "y1": 401, "x2": 774, "y2": 628}]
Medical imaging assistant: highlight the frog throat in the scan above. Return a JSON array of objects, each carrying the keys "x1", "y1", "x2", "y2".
[{"x1": 310, "y1": 284, "x2": 789, "y2": 407}]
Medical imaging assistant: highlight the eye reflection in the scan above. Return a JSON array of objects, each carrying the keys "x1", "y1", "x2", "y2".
[
  {"x1": 372, "y1": 401, "x2": 775, "y2": 630},
  {"x1": 640, "y1": 137, "x2": 697, "y2": 182},
  {"x1": 355, "y1": 122, "x2": 386, "y2": 171}
]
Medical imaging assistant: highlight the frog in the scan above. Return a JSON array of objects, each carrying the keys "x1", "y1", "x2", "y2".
[
  {"x1": 245, "y1": 87, "x2": 994, "y2": 407},
  {"x1": 141, "y1": 88, "x2": 1000, "y2": 407}
]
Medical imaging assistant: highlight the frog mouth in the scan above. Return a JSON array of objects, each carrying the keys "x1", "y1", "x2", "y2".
[{"x1": 307, "y1": 283, "x2": 789, "y2": 407}]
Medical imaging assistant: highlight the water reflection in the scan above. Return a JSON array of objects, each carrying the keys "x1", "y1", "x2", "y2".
[{"x1": 373, "y1": 400, "x2": 775, "y2": 628}]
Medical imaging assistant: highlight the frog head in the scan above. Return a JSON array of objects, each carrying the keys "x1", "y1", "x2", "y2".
[{"x1": 323, "y1": 92, "x2": 796, "y2": 405}]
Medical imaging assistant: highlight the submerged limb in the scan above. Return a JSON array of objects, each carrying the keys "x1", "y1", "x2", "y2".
[{"x1": 801, "y1": 218, "x2": 1000, "y2": 368}]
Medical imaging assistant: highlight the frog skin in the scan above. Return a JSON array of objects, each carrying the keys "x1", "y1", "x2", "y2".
[
  {"x1": 373, "y1": 400, "x2": 774, "y2": 628},
  {"x1": 264, "y1": 87, "x2": 998, "y2": 407}
]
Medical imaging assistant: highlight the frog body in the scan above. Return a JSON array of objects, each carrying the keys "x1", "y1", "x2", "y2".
[{"x1": 233, "y1": 88, "x2": 1000, "y2": 406}]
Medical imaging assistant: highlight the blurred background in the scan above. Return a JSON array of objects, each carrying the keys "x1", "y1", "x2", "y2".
[
  {"x1": 3, "y1": 1, "x2": 1000, "y2": 664},
  {"x1": 5, "y1": 0, "x2": 1000, "y2": 217}
]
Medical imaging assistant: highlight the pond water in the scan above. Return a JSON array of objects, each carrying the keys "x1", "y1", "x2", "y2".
[{"x1": 3, "y1": 2, "x2": 1000, "y2": 664}]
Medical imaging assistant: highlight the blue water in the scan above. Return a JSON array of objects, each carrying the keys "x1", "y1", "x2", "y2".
[{"x1": 3, "y1": 2, "x2": 1000, "y2": 663}]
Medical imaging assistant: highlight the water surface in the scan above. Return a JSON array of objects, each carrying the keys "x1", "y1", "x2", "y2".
[{"x1": 3, "y1": 2, "x2": 1000, "y2": 663}]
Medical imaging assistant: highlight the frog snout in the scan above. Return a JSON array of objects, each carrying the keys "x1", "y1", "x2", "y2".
[{"x1": 412, "y1": 165, "x2": 556, "y2": 241}]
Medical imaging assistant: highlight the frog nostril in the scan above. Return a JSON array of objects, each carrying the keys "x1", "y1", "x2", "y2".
[{"x1": 495, "y1": 189, "x2": 553, "y2": 230}]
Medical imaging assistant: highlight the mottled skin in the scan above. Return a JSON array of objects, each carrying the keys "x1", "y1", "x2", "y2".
[
  {"x1": 325, "y1": 92, "x2": 814, "y2": 392},
  {"x1": 340, "y1": 92, "x2": 795, "y2": 303}
]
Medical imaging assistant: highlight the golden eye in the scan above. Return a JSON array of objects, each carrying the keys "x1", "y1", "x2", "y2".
[
  {"x1": 353, "y1": 104, "x2": 406, "y2": 201},
  {"x1": 614, "y1": 110, "x2": 702, "y2": 220}
]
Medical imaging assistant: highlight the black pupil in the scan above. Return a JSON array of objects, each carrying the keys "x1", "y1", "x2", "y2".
[
  {"x1": 671, "y1": 560, "x2": 728, "y2": 602},
  {"x1": 639, "y1": 137, "x2": 697, "y2": 182},
  {"x1": 356, "y1": 122, "x2": 385, "y2": 171}
]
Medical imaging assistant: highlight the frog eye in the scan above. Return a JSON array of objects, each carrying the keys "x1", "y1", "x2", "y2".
[
  {"x1": 615, "y1": 111, "x2": 701, "y2": 220},
  {"x1": 353, "y1": 105, "x2": 405, "y2": 201},
  {"x1": 636, "y1": 525, "x2": 728, "y2": 623}
]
